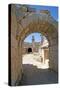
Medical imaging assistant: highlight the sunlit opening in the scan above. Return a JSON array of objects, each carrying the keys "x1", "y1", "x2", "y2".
[
  {"x1": 22, "y1": 53, "x2": 49, "y2": 69},
  {"x1": 22, "y1": 32, "x2": 49, "y2": 69}
]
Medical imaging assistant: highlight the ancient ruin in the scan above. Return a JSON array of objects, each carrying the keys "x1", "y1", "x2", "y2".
[{"x1": 9, "y1": 4, "x2": 58, "y2": 86}]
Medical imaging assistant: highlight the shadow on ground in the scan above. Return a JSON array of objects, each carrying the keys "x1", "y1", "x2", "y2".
[{"x1": 19, "y1": 64, "x2": 58, "y2": 86}]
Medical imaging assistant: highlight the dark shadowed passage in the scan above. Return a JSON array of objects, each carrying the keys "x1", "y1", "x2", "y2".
[
  {"x1": 28, "y1": 48, "x2": 32, "y2": 53},
  {"x1": 19, "y1": 64, "x2": 58, "y2": 86}
]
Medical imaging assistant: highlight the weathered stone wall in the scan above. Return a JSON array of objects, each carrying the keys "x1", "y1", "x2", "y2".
[
  {"x1": 11, "y1": 5, "x2": 22, "y2": 85},
  {"x1": 49, "y1": 36, "x2": 58, "y2": 72}
]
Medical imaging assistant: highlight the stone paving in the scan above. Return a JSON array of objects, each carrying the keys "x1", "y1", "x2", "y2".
[{"x1": 19, "y1": 53, "x2": 58, "y2": 85}]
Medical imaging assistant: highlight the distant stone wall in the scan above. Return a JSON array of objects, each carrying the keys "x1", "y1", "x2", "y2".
[{"x1": 22, "y1": 42, "x2": 40, "y2": 54}]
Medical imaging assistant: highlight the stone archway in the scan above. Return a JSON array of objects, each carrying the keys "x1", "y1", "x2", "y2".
[
  {"x1": 28, "y1": 48, "x2": 32, "y2": 53},
  {"x1": 18, "y1": 15, "x2": 58, "y2": 73},
  {"x1": 10, "y1": 5, "x2": 58, "y2": 85}
]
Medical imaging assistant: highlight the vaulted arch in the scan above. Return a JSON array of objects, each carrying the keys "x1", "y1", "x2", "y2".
[{"x1": 18, "y1": 13, "x2": 58, "y2": 74}]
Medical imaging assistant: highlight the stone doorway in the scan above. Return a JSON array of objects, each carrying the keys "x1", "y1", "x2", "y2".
[{"x1": 28, "y1": 48, "x2": 32, "y2": 53}]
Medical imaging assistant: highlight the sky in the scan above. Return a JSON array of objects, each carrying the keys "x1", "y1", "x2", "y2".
[
  {"x1": 28, "y1": 5, "x2": 58, "y2": 21},
  {"x1": 22, "y1": 5, "x2": 58, "y2": 43},
  {"x1": 24, "y1": 33, "x2": 42, "y2": 43}
]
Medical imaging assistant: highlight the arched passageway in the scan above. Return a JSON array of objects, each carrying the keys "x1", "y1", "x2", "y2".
[
  {"x1": 18, "y1": 16, "x2": 58, "y2": 72},
  {"x1": 21, "y1": 33, "x2": 57, "y2": 85},
  {"x1": 10, "y1": 5, "x2": 58, "y2": 86},
  {"x1": 28, "y1": 48, "x2": 32, "y2": 53},
  {"x1": 18, "y1": 12, "x2": 58, "y2": 85}
]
